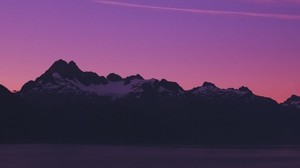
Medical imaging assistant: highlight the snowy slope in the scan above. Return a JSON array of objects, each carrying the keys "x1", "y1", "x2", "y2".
[
  {"x1": 190, "y1": 82, "x2": 253, "y2": 99},
  {"x1": 188, "y1": 81, "x2": 277, "y2": 105}
]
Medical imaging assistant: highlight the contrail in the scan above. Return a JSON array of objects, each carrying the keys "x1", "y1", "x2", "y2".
[{"x1": 92, "y1": 0, "x2": 300, "y2": 20}]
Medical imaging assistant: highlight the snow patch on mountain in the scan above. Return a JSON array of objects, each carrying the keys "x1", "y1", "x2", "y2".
[
  {"x1": 52, "y1": 73, "x2": 62, "y2": 79},
  {"x1": 71, "y1": 78, "x2": 145, "y2": 97},
  {"x1": 192, "y1": 85, "x2": 251, "y2": 98}
]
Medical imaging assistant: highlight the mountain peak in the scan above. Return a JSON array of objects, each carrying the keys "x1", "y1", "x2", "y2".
[
  {"x1": 124, "y1": 74, "x2": 144, "y2": 85},
  {"x1": 159, "y1": 79, "x2": 184, "y2": 93},
  {"x1": 68, "y1": 60, "x2": 78, "y2": 68},
  {"x1": 284, "y1": 95, "x2": 300, "y2": 103},
  {"x1": 126, "y1": 74, "x2": 144, "y2": 80},
  {"x1": 238, "y1": 86, "x2": 251, "y2": 92},
  {"x1": 48, "y1": 59, "x2": 67, "y2": 70},
  {"x1": 107, "y1": 73, "x2": 123, "y2": 82},
  {"x1": 46, "y1": 59, "x2": 82, "y2": 78},
  {"x1": 202, "y1": 82, "x2": 216, "y2": 87},
  {"x1": 283, "y1": 95, "x2": 300, "y2": 109},
  {"x1": 290, "y1": 95, "x2": 300, "y2": 99}
]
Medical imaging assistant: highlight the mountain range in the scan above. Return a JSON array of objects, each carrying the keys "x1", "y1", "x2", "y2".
[{"x1": 1, "y1": 59, "x2": 300, "y2": 145}]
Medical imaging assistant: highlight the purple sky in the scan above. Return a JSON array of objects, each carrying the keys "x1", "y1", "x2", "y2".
[{"x1": 0, "y1": 0, "x2": 299, "y2": 102}]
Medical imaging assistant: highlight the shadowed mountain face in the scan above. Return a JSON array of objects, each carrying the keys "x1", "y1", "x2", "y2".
[
  {"x1": 0, "y1": 84, "x2": 15, "y2": 107},
  {"x1": 283, "y1": 95, "x2": 300, "y2": 111},
  {"x1": 1, "y1": 59, "x2": 300, "y2": 144},
  {"x1": 0, "y1": 85, "x2": 14, "y2": 112},
  {"x1": 0, "y1": 84, "x2": 10, "y2": 94},
  {"x1": 0, "y1": 85, "x2": 37, "y2": 143}
]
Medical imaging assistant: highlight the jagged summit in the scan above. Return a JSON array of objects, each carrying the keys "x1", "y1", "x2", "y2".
[
  {"x1": 187, "y1": 81, "x2": 272, "y2": 105},
  {"x1": 283, "y1": 95, "x2": 300, "y2": 109},
  {"x1": 107, "y1": 73, "x2": 123, "y2": 82},
  {"x1": 40, "y1": 59, "x2": 107, "y2": 85},
  {"x1": 159, "y1": 79, "x2": 184, "y2": 93},
  {"x1": 202, "y1": 81, "x2": 216, "y2": 88},
  {"x1": 288, "y1": 95, "x2": 300, "y2": 100},
  {"x1": 238, "y1": 86, "x2": 252, "y2": 93},
  {"x1": 124, "y1": 74, "x2": 144, "y2": 85},
  {"x1": 45, "y1": 59, "x2": 82, "y2": 78}
]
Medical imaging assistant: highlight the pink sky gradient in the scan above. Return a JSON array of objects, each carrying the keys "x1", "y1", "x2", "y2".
[{"x1": 0, "y1": 0, "x2": 299, "y2": 103}]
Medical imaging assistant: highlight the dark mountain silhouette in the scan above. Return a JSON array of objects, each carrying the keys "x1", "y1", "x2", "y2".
[
  {"x1": 107, "y1": 73, "x2": 123, "y2": 82},
  {"x1": 282, "y1": 95, "x2": 300, "y2": 112},
  {"x1": 20, "y1": 60, "x2": 185, "y2": 100},
  {"x1": 0, "y1": 84, "x2": 11, "y2": 97},
  {"x1": 0, "y1": 85, "x2": 38, "y2": 143},
  {"x1": 1, "y1": 59, "x2": 300, "y2": 145}
]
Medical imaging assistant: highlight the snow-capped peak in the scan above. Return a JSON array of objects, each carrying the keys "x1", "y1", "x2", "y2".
[
  {"x1": 202, "y1": 81, "x2": 217, "y2": 88},
  {"x1": 190, "y1": 82, "x2": 255, "y2": 103}
]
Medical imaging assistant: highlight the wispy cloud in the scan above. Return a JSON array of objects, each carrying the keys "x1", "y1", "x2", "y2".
[
  {"x1": 92, "y1": 0, "x2": 300, "y2": 20},
  {"x1": 244, "y1": 0, "x2": 300, "y2": 5}
]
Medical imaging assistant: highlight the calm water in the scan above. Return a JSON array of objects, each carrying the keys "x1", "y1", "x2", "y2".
[{"x1": 1, "y1": 145, "x2": 300, "y2": 168}]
